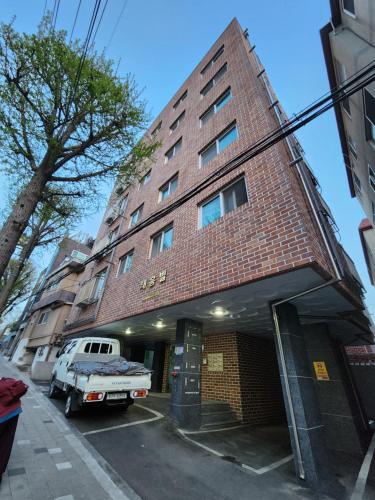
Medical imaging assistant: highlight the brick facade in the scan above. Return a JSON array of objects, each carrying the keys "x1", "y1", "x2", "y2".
[
  {"x1": 64, "y1": 18, "x2": 352, "y2": 335},
  {"x1": 237, "y1": 333, "x2": 285, "y2": 424},
  {"x1": 161, "y1": 332, "x2": 285, "y2": 424}
]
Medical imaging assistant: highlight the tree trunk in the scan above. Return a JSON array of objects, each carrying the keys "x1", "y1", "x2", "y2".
[
  {"x1": 0, "y1": 170, "x2": 48, "y2": 279},
  {"x1": 0, "y1": 225, "x2": 40, "y2": 318}
]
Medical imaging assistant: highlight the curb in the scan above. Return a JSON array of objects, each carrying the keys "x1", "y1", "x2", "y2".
[{"x1": 1, "y1": 356, "x2": 142, "y2": 500}]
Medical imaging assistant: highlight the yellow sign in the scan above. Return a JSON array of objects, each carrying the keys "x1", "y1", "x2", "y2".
[{"x1": 313, "y1": 361, "x2": 329, "y2": 381}]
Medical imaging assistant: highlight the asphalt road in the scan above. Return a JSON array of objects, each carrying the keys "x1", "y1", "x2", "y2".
[{"x1": 41, "y1": 389, "x2": 316, "y2": 500}]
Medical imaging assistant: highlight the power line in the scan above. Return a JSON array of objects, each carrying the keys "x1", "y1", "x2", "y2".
[
  {"x1": 64, "y1": 0, "x2": 102, "y2": 122},
  {"x1": 91, "y1": 0, "x2": 109, "y2": 47},
  {"x1": 52, "y1": 0, "x2": 60, "y2": 30},
  {"x1": 16, "y1": 61, "x2": 375, "y2": 304},
  {"x1": 106, "y1": 0, "x2": 128, "y2": 51},
  {"x1": 69, "y1": 0, "x2": 82, "y2": 43}
]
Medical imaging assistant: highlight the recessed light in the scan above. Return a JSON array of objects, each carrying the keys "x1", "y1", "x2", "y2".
[
  {"x1": 125, "y1": 328, "x2": 132, "y2": 335},
  {"x1": 154, "y1": 320, "x2": 165, "y2": 329},
  {"x1": 211, "y1": 306, "x2": 228, "y2": 318}
]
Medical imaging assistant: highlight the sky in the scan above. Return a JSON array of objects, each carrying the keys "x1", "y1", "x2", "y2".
[{"x1": 1, "y1": 0, "x2": 375, "y2": 322}]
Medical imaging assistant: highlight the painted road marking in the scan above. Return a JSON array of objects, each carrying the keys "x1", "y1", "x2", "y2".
[
  {"x1": 350, "y1": 432, "x2": 375, "y2": 500},
  {"x1": 56, "y1": 461, "x2": 72, "y2": 470},
  {"x1": 177, "y1": 428, "x2": 293, "y2": 475},
  {"x1": 82, "y1": 404, "x2": 164, "y2": 436},
  {"x1": 48, "y1": 447, "x2": 62, "y2": 455},
  {"x1": 183, "y1": 423, "x2": 251, "y2": 434}
]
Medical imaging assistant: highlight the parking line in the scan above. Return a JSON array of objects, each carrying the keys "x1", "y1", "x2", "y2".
[
  {"x1": 82, "y1": 404, "x2": 164, "y2": 436},
  {"x1": 350, "y1": 432, "x2": 375, "y2": 500},
  {"x1": 183, "y1": 423, "x2": 251, "y2": 434},
  {"x1": 177, "y1": 428, "x2": 293, "y2": 475}
]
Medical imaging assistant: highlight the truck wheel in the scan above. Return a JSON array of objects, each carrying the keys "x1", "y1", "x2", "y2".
[
  {"x1": 64, "y1": 393, "x2": 76, "y2": 418},
  {"x1": 48, "y1": 378, "x2": 60, "y2": 399}
]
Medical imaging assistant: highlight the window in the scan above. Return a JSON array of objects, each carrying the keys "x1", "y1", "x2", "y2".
[
  {"x1": 151, "y1": 121, "x2": 162, "y2": 138},
  {"x1": 369, "y1": 165, "x2": 375, "y2": 192},
  {"x1": 92, "y1": 269, "x2": 106, "y2": 300},
  {"x1": 336, "y1": 61, "x2": 351, "y2": 116},
  {"x1": 129, "y1": 204, "x2": 144, "y2": 227},
  {"x1": 109, "y1": 227, "x2": 118, "y2": 243},
  {"x1": 170, "y1": 111, "x2": 185, "y2": 134},
  {"x1": 364, "y1": 89, "x2": 375, "y2": 142},
  {"x1": 38, "y1": 311, "x2": 50, "y2": 325},
  {"x1": 200, "y1": 124, "x2": 238, "y2": 166},
  {"x1": 199, "y1": 177, "x2": 248, "y2": 228},
  {"x1": 353, "y1": 172, "x2": 362, "y2": 194},
  {"x1": 84, "y1": 342, "x2": 112, "y2": 354},
  {"x1": 139, "y1": 170, "x2": 151, "y2": 187},
  {"x1": 151, "y1": 224, "x2": 173, "y2": 258},
  {"x1": 342, "y1": 0, "x2": 355, "y2": 16},
  {"x1": 47, "y1": 279, "x2": 59, "y2": 291},
  {"x1": 119, "y1": 195, "x2": 128, "y2": 213},
  {"x1": 200, "y1": 88, "x2": 232, "y2": 126},
  {"x1": 173, "y1": 90, "x2": 187, "y2": 110},
  {"x1": 348, "y1": 135, "x2": 358, "y2": 159},
  {"x1": 159, "y1": 174, "x2": 178, "y2": 202},
  {"x1": 165, "y1": 138, "x2": 182, "y2": 163},
  {"x1": 118, "y1": 250, "x2": 133, "y2": 275},
  {"x1": 200, "y1": 64, "x2": 227, "y2": 97},
  {"x1": 201, "y1": 45, "x2": 224, "y2": 76}
]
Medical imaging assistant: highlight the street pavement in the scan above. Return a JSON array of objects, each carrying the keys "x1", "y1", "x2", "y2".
[
  {"x1": 1, "y1": 355, "x2": 375, "y2": 500},
  {"x1": 0, "y1": 356, "x2": 139, "y2": 500}
]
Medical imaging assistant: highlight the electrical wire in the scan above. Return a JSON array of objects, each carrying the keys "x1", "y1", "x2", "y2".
[
  {"x1": 106, "y1": 0, "x2": 128, "y2": 51},
  {"x1": 16, "y1": 61, "x2": 375, "y2": 303},
  {"x1": 69, "y1": 0, "x2": 82, "y2": 43}
]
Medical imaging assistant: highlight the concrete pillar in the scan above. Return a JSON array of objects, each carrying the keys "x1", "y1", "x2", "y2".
[
  {"x1": 303, "y1": 324, "x2": 368, "y2": 454},
  {"x1": 272, "y1": 302, "x2": 344, "y2": 497},
  {"x1": 170, "y1": 319, "x2": 202, "y2": 429}
]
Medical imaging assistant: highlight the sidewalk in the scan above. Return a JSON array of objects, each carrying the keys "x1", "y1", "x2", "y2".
[{"x1": 0, "y1": 356, "x2": 140, "y2": 500}]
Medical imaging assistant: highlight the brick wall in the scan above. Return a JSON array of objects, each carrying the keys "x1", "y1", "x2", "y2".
[
  {"x1": 202, "y1": 333, "x2": 242, "y2": 420},
  {"x1": 162, "y1": 343, "x2": 171, "y2": 393},
  {"x1": 201, "y1": 332, "x2": 285, "y2": 424},
  {"x1": 64, "y1": 18, "x2": 342, "y2": 334},
  {"x1": 237, "y1": 333, "x2": 285, "y2": 424}
]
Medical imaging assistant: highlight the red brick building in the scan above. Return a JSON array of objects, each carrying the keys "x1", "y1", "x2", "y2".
[{"x1": 61, "y1": 18, "x2": 373, "y2": 493}]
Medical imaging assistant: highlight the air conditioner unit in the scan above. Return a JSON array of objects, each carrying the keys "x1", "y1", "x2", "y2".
[{"x1": 75, "y1": 279, "x2": 96, "y2": 308}]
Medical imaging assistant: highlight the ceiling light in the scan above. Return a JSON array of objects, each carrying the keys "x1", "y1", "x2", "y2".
[
  {"x1": 154, "y1": 320, "x2": 165, "y2": 329},
  {"x1": 125, "y1": 328, "x2": 132, "y2": 335},
  {"x1": 211, "y1": 306, "x2": 228, "y2": 318}
]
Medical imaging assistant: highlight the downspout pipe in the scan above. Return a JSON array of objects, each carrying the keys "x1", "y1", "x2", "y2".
[{"x1": 246, "y1": 35, "x2": 344, "y2": 480}]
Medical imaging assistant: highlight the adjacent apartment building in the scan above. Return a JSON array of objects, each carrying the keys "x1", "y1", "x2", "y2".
[
  {"x1": 321, "y1": 0, "x2": 375, "y2": 283},
  {"x1": 22, "y1": 18, "x2": 374, "y2": 493},
  {"x1": 11, "y1": 237, "x2": 91, "y2": 379}
]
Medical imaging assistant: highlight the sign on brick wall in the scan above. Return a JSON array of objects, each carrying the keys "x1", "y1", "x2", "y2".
[{"x1": 207, "y1": 353, "x2": 224, "y2": 372}]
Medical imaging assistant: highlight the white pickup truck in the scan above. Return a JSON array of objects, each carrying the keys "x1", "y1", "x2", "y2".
[{"x1": 48, "y1": 337, "x2": 152, "y2": 418}]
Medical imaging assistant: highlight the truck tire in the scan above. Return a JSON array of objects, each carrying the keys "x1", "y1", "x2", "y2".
[
  {"x1": 48, "y1": 377, "x2": 60, "y2": 399},
  {"x1": 64, "y1": 392, "x2": 77, "y2": 418}
]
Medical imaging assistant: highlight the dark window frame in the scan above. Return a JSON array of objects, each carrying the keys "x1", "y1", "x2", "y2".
[{"x1": 201, "y1": 45, "x2": 225, "y2": 76}]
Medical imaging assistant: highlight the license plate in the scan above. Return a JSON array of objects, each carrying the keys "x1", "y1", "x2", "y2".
[{"x1": 107, "y1": 392, "x2": 127, "y2": 400}]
